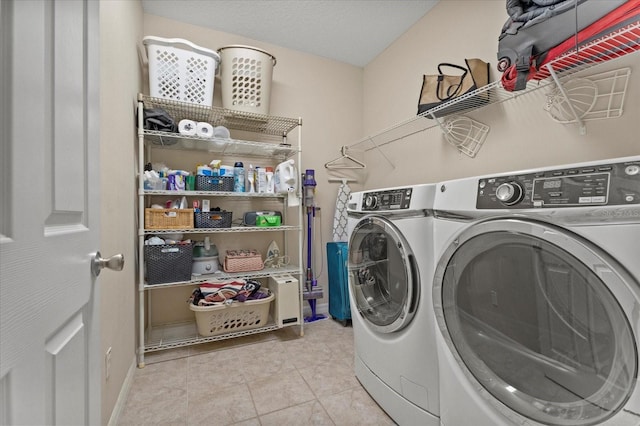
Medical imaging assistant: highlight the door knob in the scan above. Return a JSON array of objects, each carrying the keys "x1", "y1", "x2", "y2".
[{"x1": 92, "y1": 251, "x2": 124, "y2": 276}]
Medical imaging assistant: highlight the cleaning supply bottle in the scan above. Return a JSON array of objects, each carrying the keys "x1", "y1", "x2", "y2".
[
  {"x1": 274, "y1": 159, "x2": 297, "y2": 194},
  {"x1": 233, "y1": 162, "x2": 245, "y2": 192},
  {"x1": 265, "y1": 167, "x2": 274, "y2": 193},
  {"x1": 247, "y1": 164, "x2": 255, "y2": 193}
]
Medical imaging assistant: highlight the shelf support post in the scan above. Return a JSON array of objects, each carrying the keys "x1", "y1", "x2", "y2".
[
  {"x1": 545, "y1": 64, "x2": 586, "y2": 135},
  {"x1": 366, "y1": 136, "x2": 395, "y2": 169}
]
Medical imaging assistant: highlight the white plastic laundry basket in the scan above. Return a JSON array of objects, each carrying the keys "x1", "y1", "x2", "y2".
[
  {"x1": 143, "y1": 36, "x2": 220, "y2": 107},
  {"x1": 217, "y1": 45, "x2": 276, "y2": 115}
]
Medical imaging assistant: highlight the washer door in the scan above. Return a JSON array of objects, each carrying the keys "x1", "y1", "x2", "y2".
[
  {"x1": 433, "y1": 218, "x2": 638, "y2": 426},
  {"x1": 348, "y1": 215, "x2": 419, "y2": 334}
]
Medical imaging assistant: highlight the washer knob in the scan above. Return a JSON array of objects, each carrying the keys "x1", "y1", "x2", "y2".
[
  {"x1": 364, "y1": 194, "x2": 378, "y2": 209},
  {"x1": 496, "y1": 182, "x2": 524, "y2": 206}
]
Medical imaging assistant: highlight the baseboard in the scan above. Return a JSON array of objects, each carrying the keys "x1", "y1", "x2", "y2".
[{"x1": 107, "y1": 356, "x2": 137, "y2": 426}]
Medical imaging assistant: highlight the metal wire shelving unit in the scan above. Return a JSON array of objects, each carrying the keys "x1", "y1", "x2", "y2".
[{"x1": 136, "y1": 95, "x2": 304, "y2": 367}]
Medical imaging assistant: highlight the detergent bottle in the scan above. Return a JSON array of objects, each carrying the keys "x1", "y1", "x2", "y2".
[{"x1": 274, "y1": 159, "x2": 297, "y2": 194}]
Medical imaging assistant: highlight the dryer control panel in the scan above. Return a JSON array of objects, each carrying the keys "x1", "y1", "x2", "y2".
[
  {"x1": 477, "y1": 159, "x2": 640, "y2": 209},
  {"x1": 362, "y1": 188, "x2": 412, "y2": 211}
]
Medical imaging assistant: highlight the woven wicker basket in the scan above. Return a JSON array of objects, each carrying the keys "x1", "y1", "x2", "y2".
[
  {"x1": 145, "y1": 208, "x2": 194, "y2": 229},
  {"x1": 223, "y1": 249, "x2": 264, "y2": 272}
]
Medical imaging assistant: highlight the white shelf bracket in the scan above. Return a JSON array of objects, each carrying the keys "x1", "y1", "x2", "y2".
[
  {"x1": 545, "y1": 64, "x2": 587, "y2": 135},
  {"x1": 367, "y1": 136, "x2": 396, "y2": 169}
]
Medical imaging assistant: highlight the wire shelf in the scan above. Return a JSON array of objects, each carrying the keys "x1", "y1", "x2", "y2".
[
  {"x1": 139, "y1": 94, "x2": 301, "y2": 137},
  {"x1": 348, "y1": 21, "x2": 640, "y2": 153},
  {"x1": 142, "y1": 265, "x2": 302, "y2": 289},
  {"x1": 142, "y1": 225, "x2": 301, "y2": 235},
  {"x1": 144, "y1": 321, "x2": 281, "y2": 352},
  {"x1": 143, "y1": 129, "x2": 298, "y2": 159}
]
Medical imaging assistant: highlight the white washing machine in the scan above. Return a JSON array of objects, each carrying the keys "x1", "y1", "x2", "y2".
[
  {"x1": 432, "y1": 156, "x2": 640, "y2": 426},
  {"x1": 346, "y1": 184, "x2": 440, "y2": 426}
]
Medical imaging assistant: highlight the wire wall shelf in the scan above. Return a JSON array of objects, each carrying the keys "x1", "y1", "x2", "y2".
[{"x1": 347, "y1": 21, "x2": 640, "y2": 154}]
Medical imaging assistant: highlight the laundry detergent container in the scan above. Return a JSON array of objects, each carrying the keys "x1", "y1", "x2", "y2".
[
  {"x1": 217, "y1": 45, "x2": 276, "y2": 115},
  {"x1": 143, "y1": 36, "x2": 220, "y2": 106}
]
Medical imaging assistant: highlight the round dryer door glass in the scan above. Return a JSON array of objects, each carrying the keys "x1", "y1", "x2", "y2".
[
  {"x1": 348, "y1": 215, "x2": 418, "y2": 333},
  {"x1": 434, "y1": 219, "x2": 637, "y2": 426}
]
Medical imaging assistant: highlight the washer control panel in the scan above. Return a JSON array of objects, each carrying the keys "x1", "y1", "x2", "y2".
[
  {"x1": 362, "y1": 188, "x2": 412, "y2": 211},
  {"x1": 477, "y1": 160, "x2": 640, "y2": 209}
]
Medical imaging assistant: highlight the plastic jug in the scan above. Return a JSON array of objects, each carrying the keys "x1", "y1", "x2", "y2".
[{"x1": 274, "y1": 159, "x2": 297, "y2": 194}]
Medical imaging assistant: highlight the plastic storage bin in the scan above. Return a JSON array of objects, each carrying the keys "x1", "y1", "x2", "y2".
[
  {"x1": 217, "y1": 45, "x2": 276, "y2": 115},
  {"x1": 195, "y1": 175, "x2": 234, "y2": 192},
  {"x1": 194, "y1": 211, "x2": 232, "y2": 229},
  {"x1": 190, "y1": 290, "x2": 274, "y2": 336},
  {"x1": 143, "y1": 36, "x2": 220, "y2": 107},
  {"x1": 145, "y1": 243, "x2": 194, "y2": 284}
]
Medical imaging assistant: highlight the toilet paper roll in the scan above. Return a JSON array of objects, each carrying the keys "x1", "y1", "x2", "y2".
[
  {"x1": 178, "y1": 119, "x2": 197, "y2": 136},
  {"x1": 196, "y1": 122, "x2": 214, "y2": 138}
]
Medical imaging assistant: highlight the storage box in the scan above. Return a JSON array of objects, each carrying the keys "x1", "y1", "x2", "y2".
[
  {"x1": 145, "y1": 243, "x2": 193, "y2": 284},
  {"x1": 145, "y1": 208, "x2": 194, "y2": 229},
  {"x1": 195, "y1": 175, "x2": 234, "y2": 192},
  {"x1": 190, "y1": 289, "x2": 274, "y2": 336},
  {"x1": 143, "y1": 36, "x2": 220, "y2": 107},
  {"x1": 268, "y1": 275, "x2": 300, "y2": 327},
  {"x1": 194, "y1": 211, "x2": 232, "y2": 228},
  {"x1": 256, "y1": 215, "x2": 281, "y2": 227},
  {"x1": 223, "y1": 249, "x2": 264, "y2": 273}
]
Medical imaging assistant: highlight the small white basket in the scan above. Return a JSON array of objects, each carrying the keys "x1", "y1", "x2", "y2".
[
  {"x1": 218, "y1": 45, "x2": 276, "y2": 115},
  {"x1": 143, "y1": 36, "x2": 220, "y2": 107},
  {"x1": 190, "y1": 290, "x2": 274, "y2": 336}
]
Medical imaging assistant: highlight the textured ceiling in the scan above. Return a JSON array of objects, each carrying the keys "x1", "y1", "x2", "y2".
[{"x1": 141, "y1": 0, "x2": 440, "y2": 67}]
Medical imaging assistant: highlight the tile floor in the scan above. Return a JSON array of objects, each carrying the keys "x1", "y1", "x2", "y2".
[{"x1": 117, "y1": 318, "x2": 396, "y2": 425}]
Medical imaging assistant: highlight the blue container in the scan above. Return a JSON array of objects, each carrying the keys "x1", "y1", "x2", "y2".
[{"x1": 326, "y1": 242, "x2": 351, "y2": 324}]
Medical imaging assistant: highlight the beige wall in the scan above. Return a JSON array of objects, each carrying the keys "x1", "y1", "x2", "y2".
[
  {"x1": 100, "y1": 1, "x2": 142, "y2": 424},
  {"x1": 361, "y1": 0, "x2": 640, "y2": 189}
]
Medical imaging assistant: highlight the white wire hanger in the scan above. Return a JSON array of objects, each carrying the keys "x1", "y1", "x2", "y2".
[{"x1": 324, "y1": 146, "x2": 366, "y2": 169}]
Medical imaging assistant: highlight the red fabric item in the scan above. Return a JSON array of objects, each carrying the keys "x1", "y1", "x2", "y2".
[{"x1": 501, "y1": 0, "x2": 640, "y2": 92}]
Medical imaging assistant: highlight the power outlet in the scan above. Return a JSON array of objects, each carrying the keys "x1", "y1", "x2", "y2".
[{"x1": 105, "y1": 347, "x2": 112, "y2": 381}]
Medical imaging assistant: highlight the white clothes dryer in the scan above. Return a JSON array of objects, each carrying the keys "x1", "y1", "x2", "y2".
[
  {"x1": 347, "y1": 184, "x2": 439, "y2": 426},
  {"x1": 432, "y1": 156, "x2": 640, "y2": 426}
]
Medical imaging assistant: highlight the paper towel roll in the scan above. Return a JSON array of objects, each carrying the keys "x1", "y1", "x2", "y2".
[
  {"x1": 196, "y1": 122, "x2": 214, "y2": 138},
  {"x1": 178, "y1": 119, "x2": 197, "y2": 136}
]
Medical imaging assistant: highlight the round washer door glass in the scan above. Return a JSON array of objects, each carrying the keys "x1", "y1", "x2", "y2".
[
  {"x1": 348, "y1": 215, "x2": 418, "y2": 333},
  {"x1": 434, "y1": 219, "x2": 637, "y2": 426}
]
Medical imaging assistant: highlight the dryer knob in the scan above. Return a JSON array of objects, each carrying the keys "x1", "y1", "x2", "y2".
[
  {"x1": 496, "y1": 182, "x2": 524, "y2": 206},
  {"x1": 364, "y1": 194, "x2": 378, "y2": 209}
]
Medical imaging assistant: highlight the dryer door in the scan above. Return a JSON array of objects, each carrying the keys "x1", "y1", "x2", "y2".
[
  {"x1": 348, "y1": 215, "x2": 419, "y2": 334},
  {"x1": 433, "y1": 218, "x2": 638, "y2": 426}
]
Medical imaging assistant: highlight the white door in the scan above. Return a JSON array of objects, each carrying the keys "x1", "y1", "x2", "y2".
[{"x1": 0, "y1": 1, "x2": 103, "y2": 424}]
